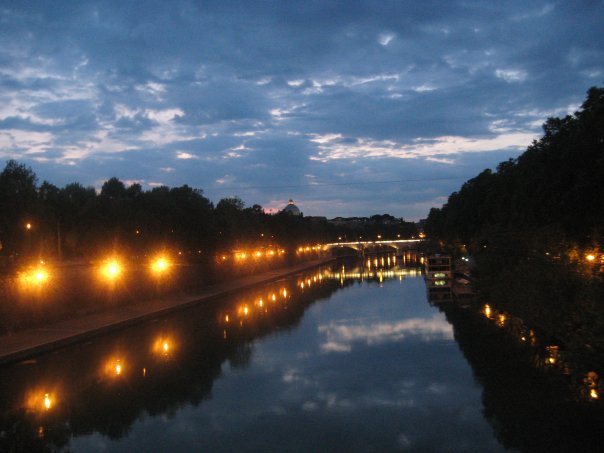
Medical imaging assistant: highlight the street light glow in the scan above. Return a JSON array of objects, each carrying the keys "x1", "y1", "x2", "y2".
[
  {"x1": 100, "y1": 258, "x2": 123, "y2": 281},
  {"x1": 151, "y1": 255, "x2": 171, "y2": 274}
]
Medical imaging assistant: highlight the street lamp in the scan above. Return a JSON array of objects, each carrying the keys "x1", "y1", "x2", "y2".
[{"x1": 24, "y1": 222, "x2": 33, "y2": 256}]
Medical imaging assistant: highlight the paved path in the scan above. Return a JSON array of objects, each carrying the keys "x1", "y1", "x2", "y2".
[{"x1": 0, "y1": 258, "x2": 334, "y2": 366}]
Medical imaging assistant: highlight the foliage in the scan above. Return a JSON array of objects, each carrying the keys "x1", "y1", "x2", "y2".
[
  {"x1": 426, "y1": 85, "x2": 604, "y2": 248},
  {"x1": 425, "y1": 85, "x2": 604, "y2": 355}
]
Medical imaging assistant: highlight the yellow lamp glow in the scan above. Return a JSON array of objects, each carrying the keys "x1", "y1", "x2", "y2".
[
  {"x1": 590, "y1": 389, "x2": 599, "y2": 399},
  {"x1": 586, "y1": 254, "x2": 596, "y2": 262},
  {"x1": 43, "y1": 393, "x2": 52, "y2": 410},
  {"x1": 151, "y1": 256, "x2": 171, "y2": 275},
  {"x1": 26, "y1": 390, "x2": 56, "y2": 412},
  {"x1": 484, "y1": 305, "x2": 492, "y2": 319},
  {"x1": 18, "y1": 263, "x2": 52, "y2": 290},
  {"x1": 101, "y1": 259, "x2": 122, "y2": 280}
]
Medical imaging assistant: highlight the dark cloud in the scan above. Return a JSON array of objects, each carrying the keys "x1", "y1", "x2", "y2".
[{"x1": 0, "y1": 0, "x2": 602, "y2": 219}]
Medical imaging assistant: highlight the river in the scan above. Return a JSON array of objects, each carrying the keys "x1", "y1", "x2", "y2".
[{"x1": 0, "y1": 256, "x2": 602, "y2": 452}]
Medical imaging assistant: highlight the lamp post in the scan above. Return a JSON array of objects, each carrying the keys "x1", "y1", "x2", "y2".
[{"x1": 25, "y1": 222, "x2": 32, "y2": 257}]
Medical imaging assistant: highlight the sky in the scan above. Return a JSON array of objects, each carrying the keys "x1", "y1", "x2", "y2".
[{"x1": 1, "y1": 1, "x2": 603, "y2": 220}]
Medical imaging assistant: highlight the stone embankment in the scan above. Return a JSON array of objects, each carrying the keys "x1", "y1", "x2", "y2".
[{"x1": 0, "y1": 257, "x2": 335, "y2": 366}]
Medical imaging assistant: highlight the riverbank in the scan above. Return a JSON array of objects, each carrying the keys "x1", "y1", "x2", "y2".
[{"x1": 0, "y1": 257, "x2": 335, "y2": 366}]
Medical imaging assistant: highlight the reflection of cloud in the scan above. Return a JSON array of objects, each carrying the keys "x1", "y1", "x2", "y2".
[{"x1": 319, "y1": 314, "x2": 453, "y2": 353}]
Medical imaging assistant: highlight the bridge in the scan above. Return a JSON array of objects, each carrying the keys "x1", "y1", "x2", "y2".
[{"x1": 322, "y1": 239, "x2": 423, "y2": 256}]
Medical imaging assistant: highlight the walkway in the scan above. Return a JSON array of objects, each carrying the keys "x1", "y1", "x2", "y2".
[{"x1": 0, "y1": 258, "x2": 334, "y2": 366}]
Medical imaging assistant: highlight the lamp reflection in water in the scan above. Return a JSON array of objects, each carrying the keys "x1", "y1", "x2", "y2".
[
  {"x1": 484, "y1": 304, "x2": 492, "y2": 319},
  {"x1": 103, "y1": 356, "x2": 126, "y2": 378},
  {"x1": 584, "y1": 371, "x2": 600, "y2": 400},
  {"x1": 153, "y1": 336, "x2": 175, "y2": 358},
  {"x1": 26, "y1": 389, "x2": 57, "y2": 413},
  {"x1": 545, "y1": 345, "x2": 559, "y2": 365}
]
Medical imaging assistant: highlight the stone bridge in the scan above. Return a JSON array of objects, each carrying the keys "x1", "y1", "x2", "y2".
[{"x1": 322, "y1": 239, "x2": 423, "y2": 256}]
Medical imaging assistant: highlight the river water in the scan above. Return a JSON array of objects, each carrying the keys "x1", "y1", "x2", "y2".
[{"x1": 1, "y1": 257, "x2": 602, "y2": 452}]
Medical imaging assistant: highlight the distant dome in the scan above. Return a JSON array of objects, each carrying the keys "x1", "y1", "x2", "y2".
[{"x1": 282, "y1": 199, "x2": 301, "y2": 216}]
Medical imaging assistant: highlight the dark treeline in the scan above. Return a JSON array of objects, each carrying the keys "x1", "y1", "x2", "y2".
[
  {"x1": 0, "y1": 162, "x2": 417, "y2": 268},
  {"x1": 0, "y1": 166, "x2": 336, "y2": 264},
  {"x1": 426, "y1": 85, "x2": 603, "y2": 251},
  {"x1": 425, "y1": 85, "x2": 604, "y2": 359}
]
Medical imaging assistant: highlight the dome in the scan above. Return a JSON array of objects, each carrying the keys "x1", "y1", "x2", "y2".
[{"x1": 282, "y1": 199, "x2": 301, "y2": 216}]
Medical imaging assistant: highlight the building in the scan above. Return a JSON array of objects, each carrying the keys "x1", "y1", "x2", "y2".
[{"x1": 282, "y1": 199, "x2": 302, "y2": 216}]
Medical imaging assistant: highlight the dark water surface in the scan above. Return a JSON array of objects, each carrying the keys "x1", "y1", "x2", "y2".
[{"x1": 1, "y1": 259, "x2": 602, "y2": 452}]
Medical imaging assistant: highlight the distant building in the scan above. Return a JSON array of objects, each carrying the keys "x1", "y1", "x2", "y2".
[{"x1": 282, "y1": 199, "x2": 302, "y2": 216}]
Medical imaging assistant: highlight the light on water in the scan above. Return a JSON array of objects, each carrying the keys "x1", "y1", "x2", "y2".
[{"x1": 1, "y1": 257, "x2": 603, "y2": 452}]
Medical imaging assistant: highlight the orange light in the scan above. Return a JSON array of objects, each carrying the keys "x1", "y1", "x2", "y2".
[
  {"x1": 151, "y1": 256, "x2": 171, "y2": 274},
  {"x1": 26, "y1": 390, "x2": 56, "y2": 412},
  {"x1": 484, "y1": 305, "x2": 492, "y2": 319},
  {"x1": 18, "y1": 263, "x2": 52, "y2": 291},
  {"x1": 102, "y1": 356, "x2": 128, "y2": 378},
  {"x1": 101, "y1": 258, "x2": 122, "y2": 280},
  {"x1": 590, "y1": 389, "x2": 599, "y2": 399},
  {"x1": 586, "y1": 254, "x2": 596, "y2": 262},
  {"x1": 43, "y1": 393, "x2": 52, "y2": 410}
]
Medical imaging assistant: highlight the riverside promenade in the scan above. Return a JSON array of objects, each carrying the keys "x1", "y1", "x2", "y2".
[{"x1": 0, "y1": 257, "x2": 335, "y2": 366}]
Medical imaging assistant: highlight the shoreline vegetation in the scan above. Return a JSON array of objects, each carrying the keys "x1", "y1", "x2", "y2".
[{"x1": 425, "y1": 85, "x2": 604, "y2": 372}]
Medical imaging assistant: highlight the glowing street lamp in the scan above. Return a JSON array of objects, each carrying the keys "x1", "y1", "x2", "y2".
[
  {"x1": 151, "y1": 256, "x2": 171, "y2": 275},
  {"x1": 100, "y1": 258, "x2": 122, "y2": 281},
  {"x1": 19, "y1": 262, "x2": 51, "y2": 290}
]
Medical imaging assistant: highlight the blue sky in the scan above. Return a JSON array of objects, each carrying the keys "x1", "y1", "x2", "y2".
[{"x1": 1, "y1": 1, "x2": 603, "y2": 220}]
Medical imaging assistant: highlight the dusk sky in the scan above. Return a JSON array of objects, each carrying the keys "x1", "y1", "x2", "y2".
[{"x1": 1, "y1": 1, "x2": 603, "y2": 220}]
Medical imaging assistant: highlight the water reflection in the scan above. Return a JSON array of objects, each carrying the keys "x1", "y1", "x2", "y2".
[
  {"x1": 0, "y1": 266, "x2": 344, "y2": 451},
  {"x1": 6, "y1": 254, "x2": 601, "y2": 451},
  {"x1": 475, "y1": 302, "x2": 603, "y2": 404},
  {"x1": 319, "y1": 314, "x2": 454, "y2": 353},
  {"x1": 435, "y1": 299, "x2": 604, "y2": 452},
  {"x1": 324, "y1": 253, "x2": 421, "y2": 284}
]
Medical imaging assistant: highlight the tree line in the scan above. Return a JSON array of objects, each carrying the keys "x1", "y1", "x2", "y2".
[
  {"x1": 425, "y1": 85, "x2": 604, "y2": 256},
  {"x1": 0, "y1": 166, "x2": 333, "y2": 264},
  {"x1": 0, "y1": 162, "x2": 418, "y2": 267},
  {"x1": 425, "y1": 86, "x2": 604, "y2": 356}
]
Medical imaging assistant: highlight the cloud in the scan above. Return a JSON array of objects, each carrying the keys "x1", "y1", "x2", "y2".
[
  {"x1": 309, "y1": 132, "x2": 537, "y2": 162},
  {"x1": 495, "y1": 68, "x2": 528, "y2": 83},
  {"x1": 318, "y1": 314, "x2": 454, "y2": 353},
  {"x1": 378, "y1": 32, "x2": 396, "y2": 46},
  {"x1": 175, "y1": 152, "x2": 198, "y2": 160},
  {"x1": 0, "y1": 0, "x2": 601, "y2": 219}
]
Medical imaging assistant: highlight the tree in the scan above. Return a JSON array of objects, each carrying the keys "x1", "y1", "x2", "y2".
[{"x1": 0, "y1": 160, "x2": 38, "y2": 255}]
